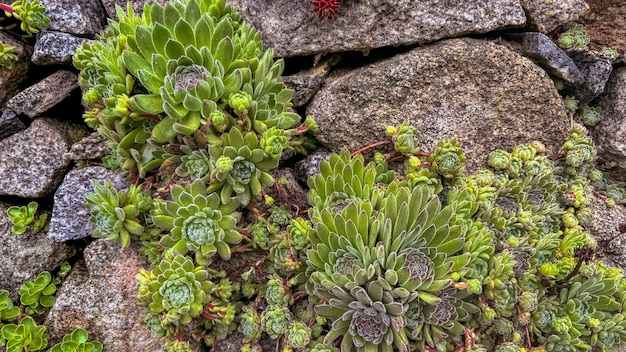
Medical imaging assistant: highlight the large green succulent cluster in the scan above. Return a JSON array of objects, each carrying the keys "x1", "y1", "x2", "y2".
[{"x1": 304, "y1": 150, "x2": 478, "y2": 351}]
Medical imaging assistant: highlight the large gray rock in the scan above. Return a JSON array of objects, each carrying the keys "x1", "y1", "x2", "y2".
[
  {"x1": 0, "y1": 202, "x2": 74, "y2": 296},
  {"x1": 307, "y1": 38, "x2": 571, "y2": 172},
  {"x1": 47, "y1": 167, "x2": 128, "y2": 242},
  {"x1": 520, "y1": 32, "x2": 584, "y2": 85},
  {"x1": 569, "y1": 49, "x2": 614, "y2": 106},
  {"x1": 227, "y1": 0, "x2": 526, "y2": 57},
  {"x1": 32, "y1": 31, "x2": 90, "y2": 65},
  {"x1": 594, "y1": 67, "x2": 626, "y2": 182},
  {"x1": 0, "y1": 118, "x2": 80, "y2": 198},
  {"x1": 6, "y1": 70, "x2": 79, "y2": 119},
  {"x1": 520, "y1": 0, "x2": 589, "y2": 33},
  {"x1": 0, "y1": 31, "x2": 31, "y2": 105},
  {"x1": 586, "y1": 195, "x2": 626, "y2": 270},
  {"x1": 45, "y1": 240, "x2": 195, "y2": 351},
  {"x1": 40, "y1": 0, "x2": 106, "y2": 37}
]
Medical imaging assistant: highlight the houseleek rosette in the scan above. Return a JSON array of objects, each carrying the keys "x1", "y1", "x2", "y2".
[
  {"x1": 153, "y1": 179, "x2": 242, "y2": 265},
  {"x1": 208, "y1": 127, "x2": 278, "y2": 206},
  {"x1": 136, "y1": 253, "x2": 212, "y2": 325}
]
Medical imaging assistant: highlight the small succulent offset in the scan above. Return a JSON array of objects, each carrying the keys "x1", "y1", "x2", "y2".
[
  {"x1": 580, "y1": 106, "x2": 602, "y2": 127},
  {"x1": 558, "y1": 25, "x2": 590, "y2": 49},
  {"x1": 1, "y1": 0, "x2": 49, "y2": 36},
  {"x1": 48, "y1": 328, "x2": 103, "y2": 352},
  {"x1": 136, "y1": 253, "x2": 212, "y2": 326},
  {"x1": 19, "y1": 271, "x2": 56, "y2": 315},
  {"x1": 86, "y1": 181, "x2": 151, "y2": 248},
  {"x1": 0, "y1": 290, "x2": 19, "y2": 322},
  {"x1": 6, "y1": 201, "x2": 47, "y2": 236},
  {"x1": 0, "y1": 42, "x2": 18, "y2": 69},
  {"x1": 153, "y1": 179, "x2": 242, "y2": 265},
  {"x1": 0, "y1": 316, "x2": 48, "y2": 352}
]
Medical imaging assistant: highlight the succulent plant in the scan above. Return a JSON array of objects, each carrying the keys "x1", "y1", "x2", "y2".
[
  {"x1": 86, "y1": 181, "x2": 151, "y2": 248},
  {"x1": 558, "y1": 25, "x2": 590, "y2": 49},
  {"x1": 48, "y1": 328, "x2": 103, "y2": 352},
  {"x1": 153, "y1": 179, "x2": 242, "y2": 265},
  {"x1": 285, "y1": 321, "x2": 311, "y2": 348},
  {"x1": 136, "y1": 253, "x2": 212, "y2": 325},
  {"x1": 19, "y1": 271, "x2": 56, "y2": 315},
  {"x1": 0, "y1": 316, "x2": 48, "y2": 352},
  {"x1": 386, "y1": 122, "x2": 419, "y2": 156},
  {"x1": 0, "y1": 290, "x2": 19, "y2": 322},
  {"x1": 174, "y1": 145, "x2": 212, "y2": 181},
  {"x1": 4, "y1": 0, "x2": 50, "y2": 35},
  {"x1": 207, "y1": 127, "x2": 278, "y2": 206},
  {"x1": 238, "y1": 305, "x2": 262, "y2": 342},
  {"x1": 260, "y1": 305, "x2": 292, "y2": 339},
  {"x1": 580, "y1": 106, "x2": 602, "y2": 127},
  {"x1": 430, "y1": 138, "x2": 465, "y2": 178},
  {"x1": 0, "y1": 42, "x2": 18, "y2": 69},
  {"x1": 6, "y1": 201, "x2": 47, "y2": 236}
]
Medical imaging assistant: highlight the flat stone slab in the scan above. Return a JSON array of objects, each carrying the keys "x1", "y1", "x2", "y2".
[
  {"x1": 307, "y1": 38, "x2": 571, "y2": 172},
  {"x1": 521, "y1": 32, "x2": 584, "y2": 85},
  {"x1": 7, "y1": 70, "x2": 79, "y2": 119},
  {"x1": 0, "y1": 202, "x2": 74, "y2": 295},
  {"x1": 40, "y1": 0, "x2": 106, "y2": 37},
  {"x1": 47, "y1": 167, "x2": 128, "y2": 242},
  {"x1": 0, "y1": 118, "x2": 74, "y2": 198},
  {"x1": 521, "y1": 0, "x2": 589, "y2": 33},
  {"x1": 594, "y1": 67, "x2": 626, "y2": 182},
  {"x1": 32, "y1": 31, "x2": 90, "y2": 66},
  {"x1": 227, "y1": 0, "x2": 527, "y2": 57}
]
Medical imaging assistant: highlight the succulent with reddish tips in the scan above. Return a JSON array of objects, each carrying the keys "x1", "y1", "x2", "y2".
[{"x1": 312, "y1": 0, "x2": 341, "y2": 20}]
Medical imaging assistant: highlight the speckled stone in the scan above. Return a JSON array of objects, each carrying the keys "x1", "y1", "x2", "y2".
[
  {"x1": 569, "y1": 49, "x2": 614, "y2": 105},
  {"x1": 520, "y1": 0, "x2": 589, "y2": 33},
  {"x1": 64, "y1": 132, "x2": 109, "y2": 161},
  {"x1": 520, "y1": 32, "x2": 584, "y2": 85},
  {"x1": 0, "y1": 109, "x2": 27, "y2": 140},
  {"x1": 593, "y1": 67, "x2": 626, "y2": 182},
  {"x1": 0, "y1": 118, "x2": 77, "y2": 198},
  {"x1": 32, "y1": 31, "x2": 90, "y2": 66},
  {"x1": 40, "y1": 0, "x2": 106, "y2": 37},
  {"x1": 294, "y1": 149, "x2": 331, "y2": 186},
  {"x1": 47, "y1": 167, "x2": 127, "y2": 242},
  {"x1": 6, "y1": 70, "x2": 79, "y2": 119},
  {"x1": 227, "y1": 0, "x2": 526, "y2": 57},
  {"x1": 283, "y1": 74, "x2": 325, "y2": 108},
  {"x1": 586, "y1": 195, "x2": 626, "y2": 270},
  {"x1": 0, "y1": 202, "x2": 74, "y2": 296},
  {"x1": 307, "y1": 38, "x2": 571, "y2": 173},
  {"x1": 580, "y1": 0, "x2": 626, "y2": 53},
  {"x1": 45, "y1": 240, "x2": 201, "y2": 351},
  {"x1": 0, "y1": 31, "x2": 31, "y2": 105}
]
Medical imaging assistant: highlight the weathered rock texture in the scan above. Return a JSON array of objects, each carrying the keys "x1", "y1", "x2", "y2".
[
  {"x1": 64, "y1": 132, "x2": 109, "y2": 162},
  {"x1": 40, "y1": 0, "x2": 107, "y2": 37},
  {"x1": 594, "y1": 67, "x2": 626, "y2": 182},
  {"x1": 45, "y1": 240, "x2": 192, "y2": 351},
  {"x1": 6, "y1": 70, "x2": 79, "y2": 119},
  {"x1": 32, "y1": 31, "x2": 90, "y2": 65},
  {"x1": 0, "y1": 110, "x2": 27, "y2": 140},
  {"x1": 569, "y1": 49, "x2": 614, "y2": 105},
  {"x1": 47, "y1": 167, "x2": 127, "y2": 242},
  {"x1": 521, "y1": 0, "x2": 589, "y2": 33},
  {"x1": 228, "y1": 0, "x2": 526, "y2": 57},
  {"x1": 0, "y1": 118, "x2": 82, "y2": 198},
  {"x1": 586, "y1": 195, "x2": 626, "y2": 270},
  {"x1": 581, "y1": 0, "x2": 626, "y2": 52},
  {"x1": 0, "y1": 31, "x2": 31, "y2": 105},
  {"x1": 307, "y1": 38, "x2": 571, "y2": 172},
  {"x1": 521, "y1": 32, "x2": 584, "y2": 85},
  {"x1": 0, "y1": 202, "x2": 74, "y2": 296}
]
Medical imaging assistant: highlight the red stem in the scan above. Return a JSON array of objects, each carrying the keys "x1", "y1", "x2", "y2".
[
  {"x1": 350, "y1": 140, "x2": 390, "y2": 157},
  {"x1": 0, "y1": 4, "x2": 14, "y2": 12}
]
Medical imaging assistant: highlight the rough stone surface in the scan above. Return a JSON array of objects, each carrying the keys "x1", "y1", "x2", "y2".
[
  {"x1": 307, "y1": 38, "x2": 571, "y2": 172},
  {"x1": 593, "y1": 67, "x2": 626, "y2": 182},
  {"x1": 580, "y1": 0, "x2": 626, "y2": 53},
  {"x1": 294, "y1": 149, "x2": 331, "y2": 187},
  {"x1": 520, "y1": 32, "x2": 584, "y2": 85},
  {"x1": 45, "y1": 240, "x2": 200, "y2": 351},
  {"x1": 227, "y1": 0, "x2": 526, "y2": 57},
  {"x1": 267, "y1": 168, "x2": 310, "y2": 214},
  {"x1": 586, "y1": 196, "x2": 626, "y2": 270},
  {"x1": 569, "y1": 49, "x2": 614, "y2": 106},
  {"x1": 520, "y1": 0, "x2": 589, "y2": 33},
  {"x1": 40, "y1": 0, "x2": 106, "y2": 37},
  {"x1": 0, "y1": 31, "x2": 31, "y2": 105},
  {"x1": 0, "y1": 109, "x2": 27, "y2": 140},
  {"x1": 47, "y1": 167, "x2": 128, "y2": 242},
  {"x1": 0, "y1": 118, "x2": 77, "y2": 198},
  {"x1": 64, "y1": 132, "x2": 109, "y2": 161},
  {"x1": 32, "y1": 31, "x2": 90, "y2": 65},
  {"x1": 100, "y1": 0, "x2": 166, "y2": 18},
  {"x1": 0, "y1": 202, "x2": 74, "y2": 296},
  {"x1": 6, "y1": 70, "x2": 79, "y2": 119},
  {"x1": 283, "y1": 74, "x2": 325, "y2": 108}
]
